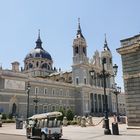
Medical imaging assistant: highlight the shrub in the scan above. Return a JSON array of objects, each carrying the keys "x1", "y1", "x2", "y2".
[
  {"x1": 67, "y1": 120, "x2": 77, "y2": 125},
  {"x1": 8, "y1": 114, "x2": 13, "y2": 120},
  {"x1": 66, "y1": 109, "x2": 74, "y2": 121},
  {"x1": 58, "y1": 109, "x2": 66, "y2": 121},
  {"x1": 1, "y1": 113, "x2": 7, "y2": 120},
  {"x1": 2, "y1": 119, "x2": 15, "y2": 123}
]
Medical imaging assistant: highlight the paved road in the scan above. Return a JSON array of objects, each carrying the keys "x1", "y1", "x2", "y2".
[
  {"x1": 62, "y1": 125, "x2": 140, "y2": 140},
  {"x1": 0, "y1": 117, "x2": 140, "y2": 140},
  {"x1": 0, "y1": 134, "x2": 26, "y2": 140}
]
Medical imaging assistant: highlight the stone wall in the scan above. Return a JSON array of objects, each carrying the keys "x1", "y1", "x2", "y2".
[{"x1": 117, "y1": 35, "x2": 140, "y2": 127}]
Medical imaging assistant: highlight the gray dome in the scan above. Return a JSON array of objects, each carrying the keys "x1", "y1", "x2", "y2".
[
  {"x1": 25, "y1": 32, "x2": 52, "y2": 61},
  {"x1": 25, "y1": 48, "x2": 52, "y2": 60}
]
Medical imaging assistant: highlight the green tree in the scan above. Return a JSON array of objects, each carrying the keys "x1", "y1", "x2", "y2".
[
  {"x1": 58, "y1": 108, "x2": 66, "y2": 121},
  {"x1": 66, "y1": 109, "x2": 74, "y2": 121}
]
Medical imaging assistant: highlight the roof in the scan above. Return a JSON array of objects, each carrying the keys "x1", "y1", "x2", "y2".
[{"x1": 29, "y1": 111, "x2": 62, "y2": 120}]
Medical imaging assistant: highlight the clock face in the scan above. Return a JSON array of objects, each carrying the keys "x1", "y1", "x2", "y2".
[{"x1": 5, "y1": 79, "x2": 25, "y2": 90}]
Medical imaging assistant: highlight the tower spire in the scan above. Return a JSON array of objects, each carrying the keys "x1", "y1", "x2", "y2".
[
  {"x1": 35, "y1": 29, "x2": 43, "y2": 49},
  {"x1": 104, "y1": 34, "x2": 110, "y2": 51},
  {"x1": 76, "y1": 18, "x2": 84, "y2": 39},
  {"x1": 38, "y1": 29, "x2": 40, "y2": 39}
]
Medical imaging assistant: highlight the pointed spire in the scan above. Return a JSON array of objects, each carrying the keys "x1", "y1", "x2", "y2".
[
  {"x1": 104, "y1": 34, "x2": 110, "y2": 51},
  {"x1": 35, "y1": 29, "x2": 43, "y2": 49},
  {"x1": 76, "y1": 18, "x2": 84, "y2": 39},
  {"x1": 38, "y1": 29, "x2": 41, "y2": 39}
]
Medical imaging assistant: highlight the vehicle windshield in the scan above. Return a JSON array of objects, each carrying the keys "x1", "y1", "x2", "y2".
[{"x1": 27, "y1": 118, "x2": 61, "y2": 128}]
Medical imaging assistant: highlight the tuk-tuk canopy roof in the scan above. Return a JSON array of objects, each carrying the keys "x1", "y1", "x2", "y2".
[{"x1": 29, "y1": 111, "x2": 62, "y2": 120}]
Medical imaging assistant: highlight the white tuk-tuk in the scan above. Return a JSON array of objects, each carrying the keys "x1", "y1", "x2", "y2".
[{"x1": 26, "y1": 111, "x2": 63, "y2": 140}]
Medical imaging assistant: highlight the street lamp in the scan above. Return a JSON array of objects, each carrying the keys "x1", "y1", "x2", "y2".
[
  {"x1": 26, "y1": 82, "x2": 31, "y2": 119},
  {"x1": 113, "y1": 64, "x2": 118, "y2": 76},
  {"x1": 113, "y1": 83, "x2": 121, "y2": 122},
  {"x1": 89, "y1": 61, "x2": 119, "y2": 134},
  {"x1": 89, "y1": 69, "x2": 95, "y2": 85},
  {"x1": 112, "y1": 63, "x2": 121, "y2": 122},
  {"x1": 33, "y1": 93, "x2": 39, "y2": 114},
  {"x1": 102, "y1": 58, "x2": 111, "y2": 135}
]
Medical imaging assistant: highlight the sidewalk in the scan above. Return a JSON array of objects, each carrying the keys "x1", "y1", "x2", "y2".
[
  {"x1": 0, "y1": 119, "x2": 140, "y2": 140},
  {"x1": 0, "y1": 123, "x2": 26, "y2": 136}
]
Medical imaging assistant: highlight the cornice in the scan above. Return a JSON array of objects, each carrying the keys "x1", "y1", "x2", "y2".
[
  {"x1": 123, "y1": 73, "x2": 140, "y2": 80},
  {"x1": 117, "y1": 43, "x2": 140, "y2": 55}
]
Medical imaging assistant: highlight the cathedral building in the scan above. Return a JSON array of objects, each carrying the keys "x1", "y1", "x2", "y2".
[{"x1": 0, "y1": 21, "x2": 125, "y2": 118}]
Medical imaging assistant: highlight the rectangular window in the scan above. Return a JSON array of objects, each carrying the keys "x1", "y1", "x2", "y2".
[
  {"x1": 60, "y1": 89, "x2": 63, "y2": 96},
  {"x1": 35, "y1": 87, "x2": 39, "y2": 95},
  {"x1": 52, "y1": 89, "x2": 55, "y2": 96},
  {"x1": 43, "y1": 106, "x2": 47, "y2": 113}
]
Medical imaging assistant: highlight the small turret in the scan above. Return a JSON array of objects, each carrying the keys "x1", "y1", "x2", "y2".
[{"x1": 11, "y1": 61, "x2": 20, "y2": 72}]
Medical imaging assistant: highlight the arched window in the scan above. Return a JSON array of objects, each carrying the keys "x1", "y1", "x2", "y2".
[
  {"x1": 75, "y1": 46, "x2": 79, "y2": 54},
  {"x1": 44, "y1": 88, "x2": 47, "y2": 95},
  {"x1": 41, "y1": 63, "x2": 48, "y2": 69},
  {"x1": 12, "y1": 103, "x2": 17, "y2": 116},
  {"x1": 29, "y1": 63, "x2": 33, "y2": 69},
  {"x1": 36, "y1": 62, "x2": 39, "y2": 67}
]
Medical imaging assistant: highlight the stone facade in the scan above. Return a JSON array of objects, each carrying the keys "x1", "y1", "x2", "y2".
[
  {"x1": 117, "y1": 34, "x2": 140, "y2": 127},
  {"x1": 0, "y1": 21, "x2": 126, "y2": 118}
]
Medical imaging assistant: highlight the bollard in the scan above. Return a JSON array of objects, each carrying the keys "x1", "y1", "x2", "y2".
[
  {"x1": 81, "y1": 116, "x2": 86, "y2": 127},
  {"x1": 88, "y1": 116, "x2": 93, "y2": 126},
  {"x1": 63, "y1": 116, "x2": 68, "y2": 126},
  {"x1": 112, "y1": 122, "x2": 119, "y2": 135},
  {"x1": 77, "y1": 116, "x2": 81, "y2": 125}
]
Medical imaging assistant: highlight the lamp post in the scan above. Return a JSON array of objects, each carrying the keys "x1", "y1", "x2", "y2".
[
  {"x1": 113, "y1": 84, "x2": 121, "y2": 122},
  {"x1": 89, "y1": 61, "x2": 119, "y2": 134},
  {"x1": 102, "y1": 58, "x2": 111, "y2": 135},
  {"x1": 33, "y1": 93, "x2": 39, "y2": 114},
  {"x1": 26, "y1": 82, "x2": 31, "y2": 119},
  {"x1": 112, "y1": 63, "x2": 121, "y2": 122}
]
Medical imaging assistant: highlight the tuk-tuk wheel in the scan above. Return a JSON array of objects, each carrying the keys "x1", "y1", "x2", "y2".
[{"x1": 41, "y1": 133, "x2": 46, "y2": 140}]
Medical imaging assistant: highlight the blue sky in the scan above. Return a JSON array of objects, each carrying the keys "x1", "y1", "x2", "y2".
[{"x1": 0, "y1": 0, "x2": 140, "y2": 90}]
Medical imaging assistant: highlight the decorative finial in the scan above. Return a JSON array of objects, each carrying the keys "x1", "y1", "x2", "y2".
[
  {"x1": 78, "y1": 18, "x2": 80, "y2": 25},
  {"x1": 38, "y1": 29, "x2": 40, "y2": 39},
  {"x1": 104, "y1": 33, "x2": 107, "y2": 44}
]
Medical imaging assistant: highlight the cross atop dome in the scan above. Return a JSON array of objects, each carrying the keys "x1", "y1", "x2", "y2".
[{"x1": 35, "y1": 29, "x2": 43, "y2": 49}]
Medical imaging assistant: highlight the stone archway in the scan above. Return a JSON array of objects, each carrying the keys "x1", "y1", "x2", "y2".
[{"x1": 9, "y1": 95, "x2": 18, "y2": 116}]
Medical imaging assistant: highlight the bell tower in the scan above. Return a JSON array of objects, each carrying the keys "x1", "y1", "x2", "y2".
[
  {"x1": 72, "y1": 18, "x2": 88, "y2": 65},
  {"x1": 72, "y1": 19, "x2": 89, "y2": 85},
  {"x1": 101, "y1": 34, "x2": 113, "y2": 72}
]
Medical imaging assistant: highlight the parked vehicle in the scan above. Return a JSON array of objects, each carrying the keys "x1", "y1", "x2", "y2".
[{"x1": 26, "y1": 111, "x2": 63, "y2": 140}]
